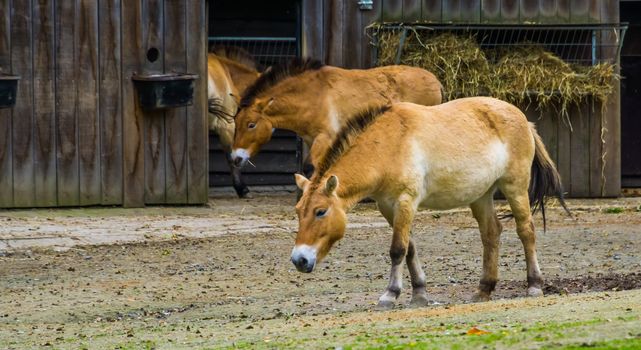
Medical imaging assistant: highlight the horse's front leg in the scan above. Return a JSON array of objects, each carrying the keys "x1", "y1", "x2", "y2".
[
  {"x1": 378, "y1": 197, "x2": 415, "y2": 309},
  {"x1": 406, "y1": 238, "x2": 430, "y2": 306},
  {"x1": 225, "y1": 152, "x2": 250, "y2": 198}
]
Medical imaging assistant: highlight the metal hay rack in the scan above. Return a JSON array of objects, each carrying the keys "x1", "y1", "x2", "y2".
[
  {"x1": 208, "y1": 36, "x2": 299, "y2": 69},
  {"x1": 370, "y1": 23, "x2": 628, "y2": 66}
]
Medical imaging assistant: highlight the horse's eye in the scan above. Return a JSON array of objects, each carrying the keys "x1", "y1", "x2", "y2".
[
  {"x1": 248, "y1": 122, "x2": 256, "y2": 129},
  {"x1": 315, "y1": 208, "x2": 327, "y2": 218}
]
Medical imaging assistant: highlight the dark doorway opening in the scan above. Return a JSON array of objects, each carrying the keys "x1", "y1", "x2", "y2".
[
  {"x1": 208, "y1": 0, "x2": 302, "y2": 190},
  {"x1": 621, "y1": 1, "x2": 641, "y2": 187}
]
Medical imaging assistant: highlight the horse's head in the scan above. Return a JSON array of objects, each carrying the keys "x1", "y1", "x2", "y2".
[
  {"x1": 231, "y1": 97, "x2": 275, "y2": 167},
  {"x1": 291, "y1": 174, "x2": 346, "y2": 273}
]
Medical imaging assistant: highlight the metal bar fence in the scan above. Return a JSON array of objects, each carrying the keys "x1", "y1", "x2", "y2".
[
  {"x1": 368, "y1": 23, "x2": 628, "y2": 66},
  {"x1": 208, "y1": 36, "x2": 298, "y2": 69}
]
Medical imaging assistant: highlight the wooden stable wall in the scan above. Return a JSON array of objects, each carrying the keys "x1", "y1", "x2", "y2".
[
  {"x1": 0, "y1": 0, "x2": 208, "y2": 208},
  {"x1": 301, "y1": 0, "x2": 621, "y2": 197}
]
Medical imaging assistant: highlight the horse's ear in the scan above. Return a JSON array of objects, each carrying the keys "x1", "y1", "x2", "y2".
[
  {"x1": 325, "y1": 175, "x2": 339, "y2": 195},
  {"x1": 294, "y1": 174, "x2": 310, "y2": 191},
  {"x1": 256, "y1": 97, "x2": 275, "y2": 112}
]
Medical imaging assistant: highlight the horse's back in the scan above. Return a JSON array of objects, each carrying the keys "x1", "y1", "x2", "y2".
[
  {"x1": 386, "y1": 98, "x2": 533, "y2": 209},
  {"x1": 326, "y1": 65, "x2": 442, "y2": 108},
  {"x1": 373, "y1": 65, "x2": 442, "y2": 106}
]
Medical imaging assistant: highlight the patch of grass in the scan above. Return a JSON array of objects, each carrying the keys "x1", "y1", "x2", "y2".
[
  {"x1": 548, "y1": 337, "x2": 641, "y2": 350},
  {"x1": 333, "y1": 317, "x2": 638, "y2": 350},
  {"x1": 112, "y1": 340, "x2": 157, "y2": 350},
  {"x1": 603, "y1": 207, "x2": 625, "y2": 214}
]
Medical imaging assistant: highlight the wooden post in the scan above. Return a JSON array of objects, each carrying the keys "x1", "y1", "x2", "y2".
[{"x1": 0, "y1": 0, "x2": 13, "y2": 207}]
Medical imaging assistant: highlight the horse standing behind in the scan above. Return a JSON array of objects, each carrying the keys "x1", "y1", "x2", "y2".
[
  {"x1": 292, "y1": 97, "x2": 569, "y2": 308},
  {"x1": 207, "y1": 47, "x2": 260, "y2": 197},
  {"x1": 230, "y1": 59, "x2": 443, "y2": 173}
]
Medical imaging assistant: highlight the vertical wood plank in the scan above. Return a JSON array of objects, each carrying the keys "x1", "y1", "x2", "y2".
[
  {"x1": 11, "y1": 0, "x2": 35, "y2": 207},
  {"x1": 122, "y1": 0, "x2": 145, "y2": 207},
  {"x1": 442, "y1": 0, "x2": 462, "y2": 22},
  {"x1": 588, "y1": 0, "x2": 599, "y2": 23},
  {"x1": 532, "y1": 107, "x2": 559, "y2": 167},
  {"x1": 0, "y1": 0, "x2": 13, "y2": 207},
  {"x1": 570, "y1": 105, "x2": 590, "y2": 197},
  {"x1": 460, "y1": 0, "x2": 481, "y2": 22},
  {"x1": 77, "y1": 0, "x2": 100, "y2": 205},
  {"x1": 539, "y1": 0, "x2": 558, "y2": 23},
  {"x1": 520, "y1": 0, "x2": 539, "y2": 22},
  {"x1": 589, "y1": 100, "x2": 604, "y2": 197},
  {"x1": 361, "y1": 0, "x2": 382, "y2": 67},
  {"x1": 143, "y1": 0, "x2": 166, "y2": 204},
  {"x1": 186, "y1": 0, "x2": 208, "y2": 204},
  {"x1": 33, "y1": 0, "x2": 57, "y2": 206},
  {"x1": 343, "y1": 0, "x2": 362, "y2": 68},
  {"x1": 99, "y1": 0, "x2": 123, "y2": 205},
  {"x1": 55, "y1": 0, "x2": 79, "y2": 206},
  {"x1": 481, "y1": 0, "x2": 501, "y2": 23},
  {"x1": 500, "y1": 0, "x2": 520, "y2": 23},
  {"x1": 382, "y1": 0, "x2": 403, "y2": 22},
  {"x1": 600, "y1": 0, "x2": 620, "y2": 196},
  {"x1": 421, "y1": 0, "x2": 442, "y2": 22},
  {"x1": 557, "y1": 0, "x2": 570, "y2": 23},
  {"x1": 164, "y1": 0, "x2": 188, "y2": 203},
  {"x1": 557, "y1": 118, "x2": 572, "y2": 196},
  {"x1": 301, "y1": 0, "x2": 323, "y2": 60},
  {"x1": 570, "y1": 0, "x2": 589, "y2": 23},
  {"x1": 325, "y1": 0, "x2": 344, "y2": 66},
  {"x1": 403, "y1": 0, "x2": 422, "y2": 21}
]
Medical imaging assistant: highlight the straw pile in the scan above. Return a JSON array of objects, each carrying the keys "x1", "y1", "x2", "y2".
[{"x1": 374, "y1": 28, "x2": 618, "y2": 118}]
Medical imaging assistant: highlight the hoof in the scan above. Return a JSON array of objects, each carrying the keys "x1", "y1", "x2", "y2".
[
  {"x1": 376, "y1": 299, "x2": 396, "y2": 310},
  {"x1": 527, "y1": 287, "x2": 544, "y2": 298},
  {"x1": 410, "y1": 292, "x2": 431, "y2": 307},
  {"x1": 376, "y1": 290, "x2": 398, "y2": 310},
  {"x1": 236, "y1": 188, "x2": 251, "y2": 198},
  {"x1": 471, "y1": 291, "x2": 492, "y2": 303}
]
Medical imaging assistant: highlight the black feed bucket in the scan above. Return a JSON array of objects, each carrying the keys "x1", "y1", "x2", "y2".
[
  {"x1": 0, "y1": 75, "x2": 20, "y2": 109},
  {"x1": 132, "y1": 73, "x2": 198, "y2": 111}
]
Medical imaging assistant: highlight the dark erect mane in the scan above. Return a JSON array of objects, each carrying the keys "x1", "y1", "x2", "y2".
[
  {"x1": 240, "y1": 57, "x2": 324, "y2": 107},
  {"x1": 209, "y1": 45, "x2": 258, "y2": 71},
  {"x1": 313, "y1": 105, "x2": 392, "y2": 183}
]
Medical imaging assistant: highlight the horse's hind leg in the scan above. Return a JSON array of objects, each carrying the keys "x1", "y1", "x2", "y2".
[
  {"x1": 501, "y1": 183, "x2": 544, "y2": 298},
  {"x1": 470, "y1": 191, "x2": 503, "y2": 302}
]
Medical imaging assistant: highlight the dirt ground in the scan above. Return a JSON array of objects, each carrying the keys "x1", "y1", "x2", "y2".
[{"x1": 1, "y1": 193, "x2": 640, "y2": 349}]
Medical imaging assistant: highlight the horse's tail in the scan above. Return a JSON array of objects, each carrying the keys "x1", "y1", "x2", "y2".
[{"x1": 528, "y1": 123, "x2": 570, "y2": 231}]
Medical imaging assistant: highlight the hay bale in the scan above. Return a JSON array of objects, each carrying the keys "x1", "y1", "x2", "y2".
[
  {"x1": 378, "y1": 30, "x2": 491, "y2": 100},
  {"x1": 372, "y1": 26, "x2": 618, "y2": 118}
]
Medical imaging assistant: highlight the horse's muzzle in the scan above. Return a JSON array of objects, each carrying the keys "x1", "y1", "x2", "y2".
[
  {"x1": 291, "y1": 256, "x2": 315, "y2": 273},
  {"x1": 230, "y1": 148, "x2": 250, "y2": 168},
  {"x1": 291, "y1": 245, "x2": 317, "y2": 273}
]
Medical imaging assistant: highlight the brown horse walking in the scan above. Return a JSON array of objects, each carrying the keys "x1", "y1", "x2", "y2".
[
  {"x1": 292, "y1": 97, "x2": 568, "y2": 308},
  {"x1": 231, "y1": 59, "x2": 443, "y2": 172},
  {"x1": 207, "y1": 47, "x2": 261, "y2": 197}
]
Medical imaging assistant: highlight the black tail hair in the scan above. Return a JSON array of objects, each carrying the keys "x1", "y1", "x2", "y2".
[{"x1": 529, "y1": 124, "x2": 571, "y2": 231}]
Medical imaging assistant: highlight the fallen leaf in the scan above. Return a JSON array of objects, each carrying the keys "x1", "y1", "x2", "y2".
[{"x1": 467, "y1": 326, "x2": 491, "y2": 335}]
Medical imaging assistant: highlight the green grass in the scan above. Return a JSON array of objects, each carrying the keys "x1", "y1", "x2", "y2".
[
  {"x1": 291, "y1": 317, "x2": 640, "y2": 350},
  {"x1": 603, "y1": 207, "x2": 625, "y2": 214}
]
